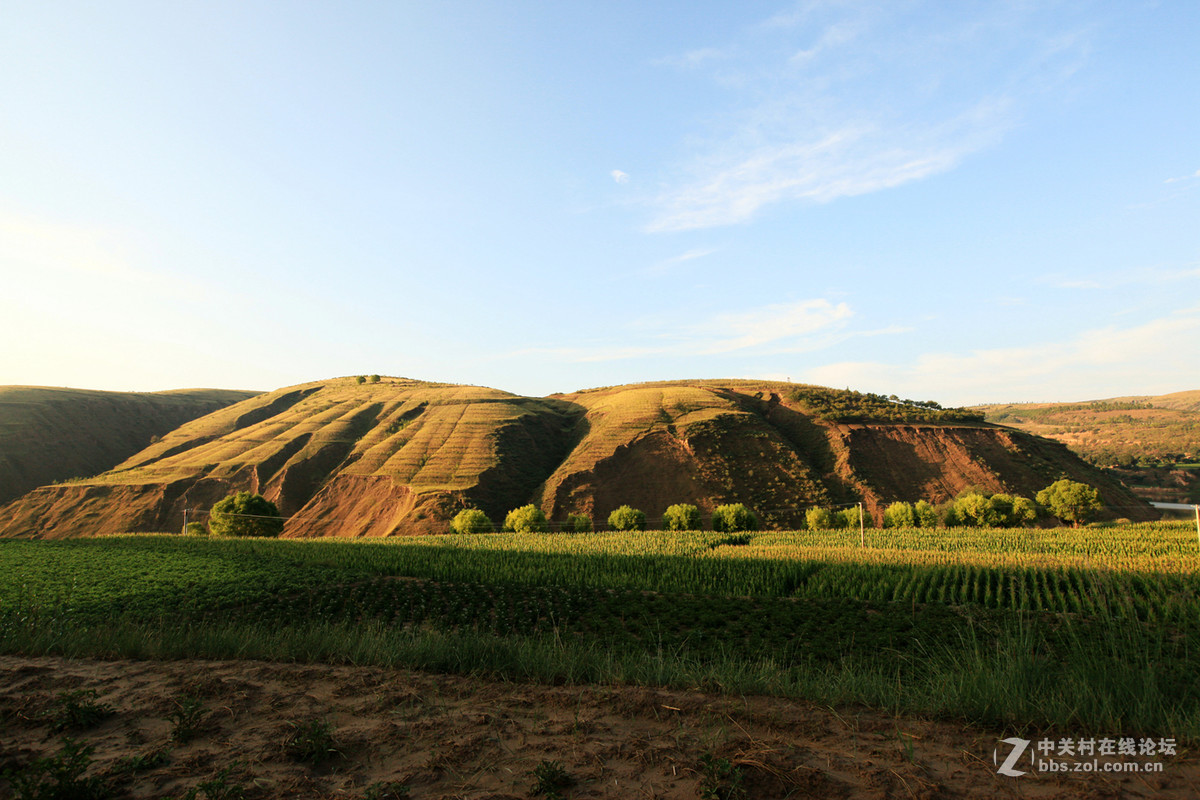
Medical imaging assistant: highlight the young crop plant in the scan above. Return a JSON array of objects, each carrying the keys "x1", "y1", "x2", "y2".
[
  {"x1": 529, "y1": 760, "x2": 572, "y2": 800},
  {"x1": 3, "y1": 737, "x2": 112, "y2": 800},
  {"x1": 711, "y1": 504, "x2": 757, "y2": 532},
  {"x1": 450, "y1": 508, "x2": 494, "y2": 534},
  {"x1": 607, "y1": 505, "x2": 646, "y2": 531},
  {"x1": 283, "y1": 718, "x2": 340, "y2": 766},
  {"x1": 662, "y1": 503, "x2": 702, "y2": 531},
  {"x1": 504, "y1": 505, "x2": 549, "y2": 533},
  {"x1": 47, "y1": 689, "x2": 114, "y2": 732}
]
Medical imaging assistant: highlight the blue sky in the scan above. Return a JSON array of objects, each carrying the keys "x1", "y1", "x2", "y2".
[{"x1": 1, "y1": 1, "x2": 1197, "y2": 405}]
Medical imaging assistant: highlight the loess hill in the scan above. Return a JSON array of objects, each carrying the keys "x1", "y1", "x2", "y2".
[
  {"x1": 0, "y1": 386, "x2": 259, "y2": 505},
  {"x1": 974, "y1": 390, "x2": 1200, "y2": 465},
  {"x1": 0, "y1": 377, "x2": 1152, "y2": 538}
]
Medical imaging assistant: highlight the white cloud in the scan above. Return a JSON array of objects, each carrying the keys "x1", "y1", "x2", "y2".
[
  {"x1": 510, "y1": 297, "x2": 858, "y2": 362},
  {"x1": 699, "y1": 299, "x2": 852, "y2": 353},
  {"x1": 611, "y1": 169, "x2": 630, "y2": 184},
  {"x1": 648, "y1": 247, "x2": 715, "y2": 274},
  {"x1": 646, "y1": 3, "x2": 1088, "y2": 231},
  {"x1": 1164, "y1": 168, "x2": 1200, "y2": 184},
  {"x1": 801, "y1": 311, "x2": 1200, "y2": 405}
]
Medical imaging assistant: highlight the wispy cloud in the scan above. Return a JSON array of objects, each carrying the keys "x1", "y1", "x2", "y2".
[
  {"x1": 511, "y1": 298, "x2": 863, "y2": 362},
  {"x1": 1039, "y1": 263, "x2": 1200, "y2": 290},
  {"x1": 610, "y1": 169, "x2": 630, "y2": 184},
  {"x1": 648, "y1": 247, "x2": 715, "y2": 274},
  {"x1": 801, "y1": 310, "x2": 1200, "y2": 405},
  {"x1": 647, "y1": 2, "x2": 1090, "y2": 232},
  {"x1": 1165, "y1": 168, "x2": 1200, "y2": 184}
]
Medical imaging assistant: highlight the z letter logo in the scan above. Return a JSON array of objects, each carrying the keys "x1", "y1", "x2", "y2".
[{"x1": 994, "y1": 737, "x2": 1031, "y2": 777}]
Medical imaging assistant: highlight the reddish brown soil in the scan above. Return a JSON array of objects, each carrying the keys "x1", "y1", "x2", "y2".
[{"x1": 1, "y1": 656, "x2": 1194, "y2": 799}]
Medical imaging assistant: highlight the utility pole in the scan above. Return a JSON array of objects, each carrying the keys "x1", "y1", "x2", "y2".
[
  {"x1": 859, "y1": 502, "x2": 865, "y2": 547},
  {"x1": 182, "y1": 507, "x2": 187, "y2": 535}
]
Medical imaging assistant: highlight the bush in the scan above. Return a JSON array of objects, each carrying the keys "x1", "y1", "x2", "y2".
[
  {"x1": 208, "y1": 492, "x2": 284, "y2": 538},
  {"x1": 367, "y1": 374, "x2": 381, "y2": 383},
  {"x1": 565, "y1": 513, "x2": 592, "y2": 533},
  {"x1": 662, "y1": 503, "x2": 702, "y2": 531},
  {"x1": 805, "y1": 507, "x2": 835, "y2": 530},
  {"x1": 355, "y1": 375, "x2": 366, "y2": 384},
  {"x1": 183, "y1": 521, "x2": 207, "y2": 536},
  {"x1": 882, "y1": 501, "x2": 915, "y2": 528},
  {"x1": 504, "y1": 505, "x2": 549, "y2": 533},
  {"x1": 450, "y1": 509, "x2": 493, "y2": 534},
  {"x1": 607, "y1": 505, "x2": 646, "y2": 531},
  {"x1": 712, "y1": 503, "x2": 757, "y2": 533}
]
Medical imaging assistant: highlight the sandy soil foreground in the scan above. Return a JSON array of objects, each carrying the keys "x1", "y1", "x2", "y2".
[{"x1": 0, "y1": 655, "x2": 1195, "y2": 799}]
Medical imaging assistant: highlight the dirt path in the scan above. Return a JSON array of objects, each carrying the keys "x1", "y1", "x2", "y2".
[{"x1": 1, "y1": 655, "x2": 1195, "y2": 799}]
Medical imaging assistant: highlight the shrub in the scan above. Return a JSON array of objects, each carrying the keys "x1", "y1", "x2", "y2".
[
  {"x1": 565, "y1": 513, "x2": 592, "y2": 533},
  {"x1": 805, "y1": 507, "x2": 835, "y2": 530},
  {"x1": 208, "y1": 492, "x2": 284, "y2": 538},
  {"x1": 367, "y1": 374, "x2": 381, "y2": 383},
  {"x1": 882, "y1": 501, "x2": 915, "y2": 528},
  {"x1": 355, "y1": 375, "x2": 366, "y2": 384},
  {"x1": 183, "y1": 521, "x2": 207, "y2": 536},
  {"x1": 450, "y1": 509, "x2": 494, "y2": 534},
  {"x1": 504, "y1": 505, "x2": 549, "y2": 533},
  {"x1": 662, "y1": 503, "x2": 702, "y2": 531},
  {"x1": 607, "y1": 505, "x2": 646, "y2": 531},
  {"x1": 712, "y1": 503, "x2": 757, "y2": 533}
]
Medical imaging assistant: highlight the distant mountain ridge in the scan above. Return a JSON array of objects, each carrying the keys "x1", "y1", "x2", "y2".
[
  {"x1": 0, "y1": 376, "x2": 1150, "y2": 538},
  {"x1": 0, "y1": 386, "x2": 260, "y2": 504},
  {"x1": 973, "y1": 390, "x2": 1200, "y2": 464}
]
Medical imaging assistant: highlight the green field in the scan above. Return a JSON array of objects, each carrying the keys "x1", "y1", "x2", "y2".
[{"x1": 3, "y1": 524, "x2": 1198, "y2": 739}]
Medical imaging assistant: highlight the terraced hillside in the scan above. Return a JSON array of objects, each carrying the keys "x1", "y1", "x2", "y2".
[
  {"x1": 0, "y1": 377, "x2": 1152, "y2": 538},
  {"x1": 0, "y1": 386, "x2": 258, "y2": 504}
]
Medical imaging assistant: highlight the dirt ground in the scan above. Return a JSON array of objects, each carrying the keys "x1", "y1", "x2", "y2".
[{"x1": 1, "y1": 655, "x2": 1195, "y2": 799}]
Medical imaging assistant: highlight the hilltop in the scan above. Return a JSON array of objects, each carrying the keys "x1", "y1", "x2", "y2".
[
  {"x1": 0, "y1": 377, "x2": 1150, "y2": 538},
  {"x1": 0, "y1": 386, "x2": 259, "y2": 504}
]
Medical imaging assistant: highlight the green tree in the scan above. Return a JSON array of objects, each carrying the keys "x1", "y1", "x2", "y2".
[
  {"x1": 355, "y1": 375, "x2": 366, "y2": 384},
  {"x1": 208, "y1": 492, "x2": 284, "y2": 538},
  {"x1": 1036, "y1": 479, "x2": 1103, "y2": 527},
  {"x1": 1010, "y1": 496, "x2": 1039, "y2": 526},
  {"x1": 450, "y1": 508, "x2": 493, "y2": 534},
  {"x1": 712, "y1": 503, "x2": 757, "y2": 532},
  {"x1": 882, "y1": 501, "x2": 915, "y2": 528},
  {"x1": 662, "y1": 503, "x2": 702, "y2": 531},
  {"x1": 183, "y1": 521, "x2": 207, "y2": 536},
  {"x1": 953, "y1": 490, "x2": 997, "y2": 526},
  {"x1": 504, "y1": 505, "x2": 549, "y2": 533},
  {"x1": 607, "y1": 505, "x2": 646, "y2": 531},
  {"x1": 805, "y1": 507, "x2": 835, "y2": 530},
  {"x1": 837, "y1": 506, "x2": 862, "y2": 530},
  {"x1": 367, "y1": 374, "x2": 381, "y2": 383},
  {"x1": 565, "y1": 513, "x2": 592, "y2": 532},
  {"x1": 913, "y1": 500, "x2": 939, "y2": 527}
]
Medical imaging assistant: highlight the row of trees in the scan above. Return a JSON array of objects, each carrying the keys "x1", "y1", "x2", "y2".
[
  {"x1": 450, "y1": 502, "x2": 761, "y2": 535},
  {"x1": 190, "y1": 479, "x2": 1104, "y2": 538}
]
